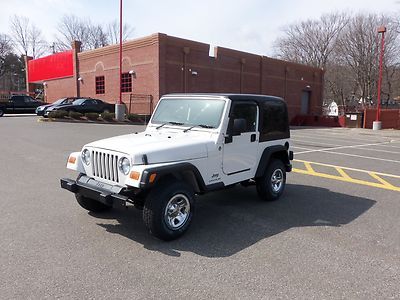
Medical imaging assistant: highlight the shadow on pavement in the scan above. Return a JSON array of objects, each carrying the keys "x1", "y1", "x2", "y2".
[{"x1": 92, "y1": 184, "x2": 375, "y2": 258}]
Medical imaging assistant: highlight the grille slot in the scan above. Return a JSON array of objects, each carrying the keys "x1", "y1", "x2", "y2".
[{"x1": 91, "y1": 151, "x2": 119, "y2": 182}]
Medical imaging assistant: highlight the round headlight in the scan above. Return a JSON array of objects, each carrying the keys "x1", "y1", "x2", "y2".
[
  {"x1": 119, "y1": 157, "x2": 131, "y2": 175},
  {"x1": 81, "y1": 149, "x2": 91, "y2": 165}
]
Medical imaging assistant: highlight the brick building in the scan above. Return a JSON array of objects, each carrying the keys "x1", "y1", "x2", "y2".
[{"x1": 26, "y1": 33, "x2": 324, "y2": 120}]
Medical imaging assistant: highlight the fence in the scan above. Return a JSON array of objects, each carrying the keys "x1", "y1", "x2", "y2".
[
  {"x1": 363, "y1": 109, "x2": 400, "y2": 129},
  {"x1": 126, "y1": 94, "x2": 153, "y2": 116}
]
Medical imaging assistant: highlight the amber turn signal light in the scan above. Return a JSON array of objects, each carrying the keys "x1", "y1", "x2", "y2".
[
  {"x1": 129, "y1": 171, "x2": 140, "y2": 180},
  {"x1": 149, "y1": 173, "x2": 157, "y2": 183},
  {"x1": 68, "y1": 156, "x2": 76, "y2": 164}
]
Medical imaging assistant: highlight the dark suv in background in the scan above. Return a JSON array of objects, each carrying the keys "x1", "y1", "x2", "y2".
[{"x1": 0, "y1": 95, "x2": 44, "y2": 117}]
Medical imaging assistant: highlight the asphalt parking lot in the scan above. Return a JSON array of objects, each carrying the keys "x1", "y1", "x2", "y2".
[{"x1": 1, "y1": 116, "x2": 399, "y2": 299}]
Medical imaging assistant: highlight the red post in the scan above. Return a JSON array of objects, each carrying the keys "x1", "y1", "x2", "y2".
[
  {"x1": 376, "y1": 26, "x2": 386, "y2": 122},
  {"x1": 119, "y1": 0, "x2": 123, "y2": 104}
]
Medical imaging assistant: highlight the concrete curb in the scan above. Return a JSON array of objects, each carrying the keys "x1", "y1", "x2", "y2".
[{"x1": 37, "y1": 117, "x2": 147, "y2": 126}]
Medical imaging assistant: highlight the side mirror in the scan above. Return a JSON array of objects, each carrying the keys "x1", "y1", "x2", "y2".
[{"x1": 232, "y1": 118, "x2": 247, "y2": 135}]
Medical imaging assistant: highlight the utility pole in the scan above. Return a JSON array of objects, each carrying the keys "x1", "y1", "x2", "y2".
[
  {"x1": 373, "y1": 26, "x2": 386, "y2": 130},
  {"x1": 115, "y1": 0, "x2": 126, "y2": 121}
]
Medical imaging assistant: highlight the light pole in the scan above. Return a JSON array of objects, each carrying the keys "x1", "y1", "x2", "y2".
[
  {"x1": 373, "y1": 26, "x2": 386, "y2": 130},
  {"x1": 115, "y1": 0, "x2": 126, "y2": 121}
]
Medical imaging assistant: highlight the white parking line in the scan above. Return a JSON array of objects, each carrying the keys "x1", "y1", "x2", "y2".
[
  {"x1": 299, "y1": 150, "x2": 400, "y2": 164},
  {"x1": 294, "y1": 141, "x2": 393, "y2": 154},
  {"x1": 291, "y1": 139, "x2": 343, "y2": 147},
  {"x1": 292, "y1": 140, "x2": 400, "y2": 155},
  {"x1": 291, "y1": 133, "x2": 389, "y2": 144}
]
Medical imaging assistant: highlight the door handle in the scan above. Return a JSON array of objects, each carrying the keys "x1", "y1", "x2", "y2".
[{"x1": 250, "y1": 134, "x2": 256, "y2": 142}]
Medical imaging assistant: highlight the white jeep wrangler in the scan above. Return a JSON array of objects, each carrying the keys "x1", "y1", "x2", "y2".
[{"x1": 61, "y1": 94, "x2": 293, "y2": 240}]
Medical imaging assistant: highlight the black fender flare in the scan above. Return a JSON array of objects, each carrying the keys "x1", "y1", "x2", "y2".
[
  {"x1": 255, "y1": 145, "x2": 291, "y2": 178},
  {"x1": 140, "y1": 162, "x2": 207, "y2": 193}
]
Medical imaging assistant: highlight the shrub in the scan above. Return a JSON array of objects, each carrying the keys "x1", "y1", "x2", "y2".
[
  {"x1": 101, "y1": 112, "x2": 115, "y2": 121},
  {"x1": 69, "y1": 111, "x2": 83, "y2": 119},
  {"x1": 126, "y1": 113, "x2": 143, "y2": 123},
  {"x1": 48, "y1": 110, "x2": 68, "y2": 119},
  {"x1": 85, "y1": 112, "x2": 100, "y2": 121}
]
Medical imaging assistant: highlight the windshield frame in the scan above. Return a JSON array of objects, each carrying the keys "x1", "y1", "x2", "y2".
[{"x1": 149, "y1": 97, "x2": 227, "y2": 130}]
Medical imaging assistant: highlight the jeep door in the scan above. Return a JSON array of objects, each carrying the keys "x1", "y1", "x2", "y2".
[{"x1": 222, "y1": 101, "x2": 259, "y2": 175}]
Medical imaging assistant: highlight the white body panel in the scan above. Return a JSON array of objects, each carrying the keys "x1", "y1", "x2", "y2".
[{"x1": 66, "y1": 94, "x2": 290, "y2": 190}]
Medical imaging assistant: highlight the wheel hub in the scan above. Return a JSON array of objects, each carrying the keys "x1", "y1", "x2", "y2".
[
  {"x1": 164, "y1": 194, "x2": 190, "y2": 230},
  {"x1": 271, "y1": 169, "x2": 283, "y2": 193}
]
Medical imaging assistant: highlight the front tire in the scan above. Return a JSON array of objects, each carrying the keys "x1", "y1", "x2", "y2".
[
  {"x1": 143, "y1": 180, "x2": 195, "y2": 241},
  {"x1": 75, "y1": 193, "x2": 112, "y2": 212},
  {"x1": 0, "y1": 109, "x2": 4, "y2": 117},
  {"x1": 256, "y1": 159, "x2": 286, "y2": 201}
]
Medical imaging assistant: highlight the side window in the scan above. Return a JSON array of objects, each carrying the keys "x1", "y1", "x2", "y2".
[
  {"x1": 260, "y1": 100, "x2": 289, "y2": 141},
  {"x1": 12, "y1": 96, "x2": 24, "y2": 103},
  {"x1": 229, "y1": 102, "x2": 258, "y2": 133}
]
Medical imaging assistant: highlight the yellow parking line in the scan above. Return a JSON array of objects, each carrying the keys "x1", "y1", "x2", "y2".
[
  {"x1": 304, "y1": 162, "x2": 316, "y2": 174},
  {"x1": 292, "y1": 160, "x2": 400, "y2": 192},
  {"x1": 335, "y1": 167, "x2": 352, "y2": 180},
  {"x1": 294, "y1": 159, "x2": 400, "y2": 179},
  {"x1": 369, "y1": 172, "x2": 396, "y2": 189}
]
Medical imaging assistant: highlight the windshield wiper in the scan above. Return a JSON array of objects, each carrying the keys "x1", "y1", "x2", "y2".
[
  {"x1": 156, "y1": 121, "x2": 184, "y2": 129},
  {"x1": 183, "y1": 124, "x2": 215, "y2": 132}
]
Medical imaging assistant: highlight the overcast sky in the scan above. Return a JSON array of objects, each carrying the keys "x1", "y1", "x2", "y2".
[{"x1": 1, "y1": 0, "x2": 399, "y2": 56}]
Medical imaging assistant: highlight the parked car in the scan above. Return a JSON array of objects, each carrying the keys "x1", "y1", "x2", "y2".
[
  {"x1": 0, "y1": 95, "x2": 44, "y2": 117},
  {"x1": 36, "y1": 97, "x2": 78, "y2": 116},
  {"x1": 45, "y1": 98, "x2": 114, "y2": 116}
]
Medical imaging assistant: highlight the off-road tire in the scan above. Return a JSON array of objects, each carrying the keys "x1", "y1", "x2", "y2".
[
  {"x1": 256, "y1": 159, "x2": 286, "y2": 201},
  {"x1": 143, "y1": 180, "x2": 195, "y2": 241},
  {"x1": 75, "y1": 193, "x2": 112, "y2": 212}
]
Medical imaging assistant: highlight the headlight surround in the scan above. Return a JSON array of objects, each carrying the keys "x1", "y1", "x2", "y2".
[
  {"x1": 119, "y1": 157, "x2": 131, "y2": 175},
  {"x1": 81, "y1": 149, "x2": 91, "y2": 165}
]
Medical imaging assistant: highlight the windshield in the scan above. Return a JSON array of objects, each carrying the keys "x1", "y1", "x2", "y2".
[
  {"x1": 53, "y1": 98, "x2": 66, "y2": 105},
  {"x1": 151, "y1": 98, "x2": 226, "y2": 128},
  {"x1": 72, "y1": 98, "x2": 86, "y2": 105}
]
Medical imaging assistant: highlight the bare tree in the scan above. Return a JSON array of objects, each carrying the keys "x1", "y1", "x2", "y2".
[
  {"x1": 275, "y1": 13, "x2": 349, "y2": 69},
  {"x1": 106, "y1": 20, "x2": 134, "y2": 44},
  {"x1": 87, "y1": 25, "x2": 109, "y2": 49},
  {"x1": 275, "y1": 12, "x2": 400, "y2": 112},
  {"x1": 56, "y1": 15, "x2": 91, "y2": 50},
  {"x1": 56, "y1": 15, "x2": 134, "y2": 51},
  {"x1": 0, "y1": 33, "x2": 14, "y2": 77},
  {"x1": 336, "y1": 14, "x2": 400, "y2": 105},
  {"x1": 29, "y1": 24, "x2": 48, "y2": 58},
  {"x1": 10, "y1": 15, "x2": 30, "y2": 56},
  {"x1": 9, "y1": 15, "x2": 48, "y2": 58}
]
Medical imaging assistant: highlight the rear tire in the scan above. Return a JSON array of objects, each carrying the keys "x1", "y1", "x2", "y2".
[
  {"x1": 75, "y1": 193, "x2": 112, "y2": 212},
  {"x1": 143, "y1": 180, "x2": 194, "y2": 241},
  {"x1": 256, "y1": 159, "x2": 286, "y2": 201},
  {"x1": 0, "y1": 109, "x2": 4, "y2": 117}
]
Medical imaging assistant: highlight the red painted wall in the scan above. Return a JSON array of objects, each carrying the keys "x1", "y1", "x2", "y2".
[
  {"x1": 364, "y1": 109, "x2": 400, "y2": 129},
  {"x1": 28, "y1": 51, "x2": 74, "y2": 83}
]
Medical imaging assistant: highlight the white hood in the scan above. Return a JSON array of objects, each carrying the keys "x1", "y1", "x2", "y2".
[{"x1": 85, "y1": 129, "x2": 215, "y2": 164}]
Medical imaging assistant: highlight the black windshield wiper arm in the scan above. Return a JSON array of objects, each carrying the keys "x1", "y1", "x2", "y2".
[
  {"x1": 183, "y1": 124, "x2": 215, "y2": 132},
  {"x1": 156, "y1": 121, "x2": 184, "y2": 129}
]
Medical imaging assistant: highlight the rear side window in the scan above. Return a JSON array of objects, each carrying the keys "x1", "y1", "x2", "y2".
[
  {"x1": 260, "y1": 100, "x2": 289, "y2": 142},
  {"x1": 12, "y1": 96, "x2": 24, "y2": 103}
]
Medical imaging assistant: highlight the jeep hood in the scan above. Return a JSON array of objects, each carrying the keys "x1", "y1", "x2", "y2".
[{"x1": 85, "y1": 131, "x2": 213, "y2": 164}]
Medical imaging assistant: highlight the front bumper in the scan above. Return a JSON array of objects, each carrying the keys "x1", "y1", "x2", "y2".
[{"x1": 60, "y1": 175, "x2": 129, "y2": 207}]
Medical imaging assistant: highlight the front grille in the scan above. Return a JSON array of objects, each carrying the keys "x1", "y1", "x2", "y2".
[{"x1": 91, "y1": 150, "x2": 119, "y2": 182}]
